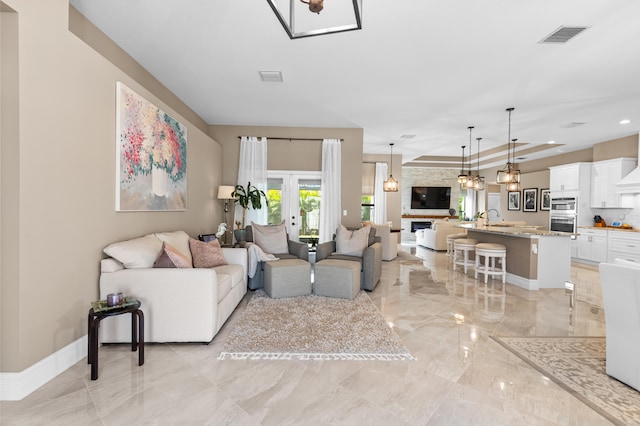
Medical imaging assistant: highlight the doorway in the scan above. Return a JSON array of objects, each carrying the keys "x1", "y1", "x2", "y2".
[{"x1": 267, "y1": 171, "x2": 322, "y2": 241}]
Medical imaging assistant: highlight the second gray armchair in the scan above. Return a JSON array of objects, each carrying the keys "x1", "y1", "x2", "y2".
[{"x1": 315, "y1": 225, "x2": 382, "y2": 291}]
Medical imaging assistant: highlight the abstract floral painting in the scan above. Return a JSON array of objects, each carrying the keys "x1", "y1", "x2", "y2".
[{"x1": 116, "y1": 82, "x2": 187, "y2": 211}]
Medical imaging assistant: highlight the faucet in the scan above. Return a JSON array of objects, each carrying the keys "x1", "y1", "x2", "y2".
[{"x1": 487, "y1": 209, "x2": 501, "y2": 219}]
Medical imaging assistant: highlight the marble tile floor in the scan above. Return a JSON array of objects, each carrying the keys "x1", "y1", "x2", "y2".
[{"x1": 1, "y1": 246, "x2": 615, "y2": 425}]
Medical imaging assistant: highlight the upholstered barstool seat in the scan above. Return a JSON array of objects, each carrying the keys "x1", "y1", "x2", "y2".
[
  {"x1": 474, "y1": 243, "x2": 507, "y2": 283},
  {"x1": 446, "y1": 233, "x2": 468, "y2": 261},
  {"x1": 454, "y1": 238, "x2": 477, "y2": 274}
]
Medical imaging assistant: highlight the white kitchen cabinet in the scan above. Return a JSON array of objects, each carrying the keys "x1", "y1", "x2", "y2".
[
  {"x1": 575, "y1": 227, "x2": 607, "y2": 263},
  {"x1": 549, "y1": 162, "x2": 592, "y2": 227},
  {"x1": 549, "y1": 162, "x2": 591, "y2": 194},
  {"x1": 608, "y1": 230, "x2": 640, "y2": 263},
  {"x1": 590, "y1": 158, "x2": 636, "y2": 208}
]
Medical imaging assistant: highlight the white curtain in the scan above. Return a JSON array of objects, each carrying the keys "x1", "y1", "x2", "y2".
[
  {"x1": 373, "y1": 162, "x2": 387, "y2": 224},
  {"x1": 236, "y1": 136, "x2": 268, "y2": 227},
  {"x1": 319, "y1": 139, "x2": 341, "y2": 243}
]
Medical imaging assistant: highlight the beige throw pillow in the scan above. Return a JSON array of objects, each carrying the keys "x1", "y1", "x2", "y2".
[
  {"x1": 251, "y1": 221, "x2": 289, "y2": 254},
  {"x1": 154, "y1": 241, "x2": 193, "y2": 268},
  {"x1": 336, "y1": 224, "x2": 370, "y2": 257},
  {"x1": 189, "y1": 238, "x2": 228, "y2": 268},
  {"x1": 103, "y1": 234, "x2": 162, "y2": 269}
]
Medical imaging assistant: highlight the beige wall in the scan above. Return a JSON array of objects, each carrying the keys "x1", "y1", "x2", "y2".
[
  {"x1": 1, "y1": 0, "x2": 222, "y2": 372},
  {"x1": 209, "y1": 125, "x2": 364, "y2": 228}
]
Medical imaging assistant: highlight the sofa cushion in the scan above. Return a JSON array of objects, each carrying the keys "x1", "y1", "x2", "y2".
[
  {"x1": 153, "y1": 241, "x2": 193, "y2": 268},
  {"x1": 103, "y1": 234, "x2": 162, "y2": 269},
  {"x1": 251, "y1": 221, "x2": 289, "y2": 254},
  {"x1": 336, "y1": 224, "x2": 370, "y2": 257},
  {"x1": 155, "y1": 231, "x2": 192, "y2": 265},
  {"x1": 189, "y1": 238, "x2": 228, "y2": 268},
  {"x1": 213, "y1": 264, "x2": 245, "y2": 288},
  {"x1": 216, "y1": 273, "x2": 232, "y2": 302}
]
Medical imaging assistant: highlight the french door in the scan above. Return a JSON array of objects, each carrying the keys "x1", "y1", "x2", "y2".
[{"x1": 267, "y1": 171, "x2": 321, "y2": 241}]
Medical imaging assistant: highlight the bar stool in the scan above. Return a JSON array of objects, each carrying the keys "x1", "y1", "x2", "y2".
[
  {"x1": 474, "y1": 243, "x2": 507, "y2": 283},
  {"x1": 446, "y1": 233, "x2": 468, "y2": 262},
  {"x1": 454, "y1": 238, "x2": 477, "y2": 274}
]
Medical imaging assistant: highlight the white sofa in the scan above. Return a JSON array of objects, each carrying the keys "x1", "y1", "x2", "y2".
[
  {"x1": 99, "y1": 231, "x2": 247, "y2": 343},
  {"x1": 415, "y1": 221, "x2": 466, "y2": 251},
  {"x1": 371, "y1": 223, "x2": 398, "y2": 261},
  {"x1": 599, "y1": 258, "x2": 640, "y2": 391}
]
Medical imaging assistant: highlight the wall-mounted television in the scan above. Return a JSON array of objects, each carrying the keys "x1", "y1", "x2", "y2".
[{"x1": 411, "y1": 186, "x2": 451, "y2": 209}]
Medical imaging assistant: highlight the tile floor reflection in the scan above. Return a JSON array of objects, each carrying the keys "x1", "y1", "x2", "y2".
[{"x1": 1, "y1": 246, "x2": 614, "y2": 425}]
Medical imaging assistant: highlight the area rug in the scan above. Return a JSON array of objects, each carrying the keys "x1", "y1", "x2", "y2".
[
  {"x1": 218, "y1": 290, "x2": 416, "y2": 361},
  {"x1": 492, "y1": 336, "x2": 640, "y2": 426}
]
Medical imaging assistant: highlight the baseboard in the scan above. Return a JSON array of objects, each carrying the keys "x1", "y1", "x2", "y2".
[
  {"x1": 0, "y1": 335, "x2": 87, "y2": 401},
  {"x1": 507, "y1": 273, "x2": 539, "y2": 291}
]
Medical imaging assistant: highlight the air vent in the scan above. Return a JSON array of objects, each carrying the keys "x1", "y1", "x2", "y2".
[
  {"x1": 400, "y1": 134, "x2": 416, "y2": 139},
  {"x1": 540, "y1": 26, "x2": 588, "y2": 43},
  {"x1": 259, "y1": 71, "x2": 283, "y2": 82},
  {"x1": 560, "y1": 122, "x2": 586, "y2": 128}
]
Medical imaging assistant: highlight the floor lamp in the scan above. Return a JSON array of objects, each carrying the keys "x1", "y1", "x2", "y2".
[{"x1": 217, "y1": 185, "x2": 235, "y2": 245}]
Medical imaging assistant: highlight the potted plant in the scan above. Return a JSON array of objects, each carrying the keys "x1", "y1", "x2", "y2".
[{"x1": 231, "y1": 182, "x2": 268, "y2": 242}]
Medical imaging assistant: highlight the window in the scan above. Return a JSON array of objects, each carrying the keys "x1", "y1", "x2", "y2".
[{"x1": 361, "y1": 195, "x2": 374, "y2": 222}]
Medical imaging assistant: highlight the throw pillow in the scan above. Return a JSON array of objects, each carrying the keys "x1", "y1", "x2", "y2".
[
  {"x1": 155, "y1": 230, "x2": 193, "y2": 265},
  {"x1": 154, "y1": 241, "x2": 193, "y2": 268},
  {"x1": 189, "y1": 238, "x2": 228, "y2": 268},
  {"x1": 336, "y1": 224, "x2": 370, "y2": 257},
  {"x1": 103, "y1": 234, "x2": 163, "y2": 269},
  {"x1": 251, "y1": 221, "x2": 289, "y2": 254}
]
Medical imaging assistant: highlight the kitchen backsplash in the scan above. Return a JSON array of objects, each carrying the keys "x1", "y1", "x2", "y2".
[{"x1": 590, "y1": 194, "x2": 640, "y2": 228}]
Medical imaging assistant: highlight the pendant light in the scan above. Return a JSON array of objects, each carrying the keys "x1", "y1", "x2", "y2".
[
  {"x1": 506, "y1": 138, "x2": 521, "y2": 191},
  {"x1": 465, "y1": 127, "x2": 475, "y2": 189},
  {"x1": 457, "y1": 145, "x2": 468, "y2": 185},
  {"x1": 474, "y1": 137, "x2": 485, "y2": 190},
  {"x1": 497, "y1": 107, "x2": 521, "y2": 186},
  {"x1": 383, "y1": 143, "x2": 399, "y2": 192}
]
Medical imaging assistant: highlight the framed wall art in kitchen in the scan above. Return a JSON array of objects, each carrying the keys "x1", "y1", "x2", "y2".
[
  {"x1": 523, "y1": 188, "x2": 537, "y2": 212},
  {"x1": 508, "y1": 191, "x2": 520, "y2": 211}
]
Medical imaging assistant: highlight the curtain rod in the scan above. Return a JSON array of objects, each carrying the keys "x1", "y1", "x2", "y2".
[{"x1": 237, "y1": 136, "x2": 344, "y2": 142}]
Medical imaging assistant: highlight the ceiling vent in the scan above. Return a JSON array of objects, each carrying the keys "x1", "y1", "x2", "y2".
[
  {"x1": 540, "y1": 26, "x2": 588, "y2": 43},
  {"x1": 259, "y1": 71, "x2": 283, "y2": 82}
]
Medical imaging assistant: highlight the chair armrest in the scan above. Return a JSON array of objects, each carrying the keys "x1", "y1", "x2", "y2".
[
  {"x1": 362, "y1": 242, "x2": 382, "y2": 291},
  {"x1": 315, "y1": 241, "x2": 336, "y2": 261},
  {"x1": 221, "y1": 247, "x2": 248, "y2": 278},
  {"x1": 288, "y1": 240, "x2": 309, "y2": 261}
]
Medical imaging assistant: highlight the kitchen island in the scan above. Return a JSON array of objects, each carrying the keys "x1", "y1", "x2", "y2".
[{"x1": 460, "y1": 224, "x2": 573, "y2": 290}]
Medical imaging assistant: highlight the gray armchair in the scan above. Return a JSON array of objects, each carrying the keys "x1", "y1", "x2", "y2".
[
  {"x1": 315, "y1": 226, "x2": 382, "y2": 291},
  {"x1": 245, "y1": 225, "x2": 309, "y2": 290}
]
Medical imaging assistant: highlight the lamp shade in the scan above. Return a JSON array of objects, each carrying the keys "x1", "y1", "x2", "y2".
[{"x1": 217, "y1": 185, "x2": 235, "y2": 200}]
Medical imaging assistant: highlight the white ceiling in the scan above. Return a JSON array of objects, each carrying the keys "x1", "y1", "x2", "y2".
[{"x1": 69, "y1": 0, "x2": 640, "y2": 168}]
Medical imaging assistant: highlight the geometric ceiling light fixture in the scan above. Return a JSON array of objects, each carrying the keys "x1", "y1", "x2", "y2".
[
  {"x1": 457, "y1": 145, "x2": 468, "y2": 186},
  {"x1": 383, "y1": 143, "x2": 399, "y2": 192},
  {"x1": 505, "y1": 138, "x2": 521, "y2": 192},
  {"x1": 266, "y1": 0, "x2": 363, "y2": 39},
  {"x1": 465, "y1": 126, "x2": 476, "y2": 189},
  {"x1": 473, "y1": 137, "x2": 485, "y2": 191},
  {"x1": 496, "y1": 107, "x2": 521, "y2": 188}
]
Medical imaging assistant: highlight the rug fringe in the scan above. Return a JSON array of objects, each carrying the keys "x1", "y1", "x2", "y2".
[{"x1": 218, "y1": 352, "x2": 417, "y2": 361}]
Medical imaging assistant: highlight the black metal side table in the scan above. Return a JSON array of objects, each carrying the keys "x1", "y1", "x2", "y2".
[{"x1": 87, "y1": 298, "x2": 144, "y2": 380}]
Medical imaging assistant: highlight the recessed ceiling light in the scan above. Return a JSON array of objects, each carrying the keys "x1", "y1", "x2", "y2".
[
  {"x1": 258, "y1": 71, "x2": 283, "y2": 82},
  {"x1": 547, "y1": 140, "x2": 556, "y2": 144},
  {"x1": 620, "y1": 119, "x2": 631, "y2": 125}
]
